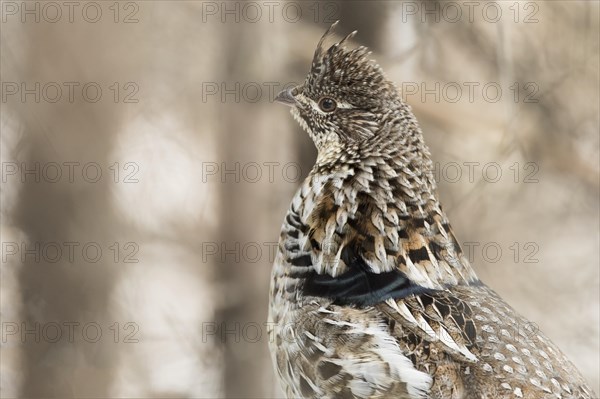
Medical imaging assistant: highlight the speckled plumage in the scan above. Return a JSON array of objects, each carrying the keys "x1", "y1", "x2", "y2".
[{"x1": 268, "y1": 23, "x2": 595, "y2": 399}]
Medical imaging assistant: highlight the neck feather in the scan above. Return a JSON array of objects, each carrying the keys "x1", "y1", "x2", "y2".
[{"x1": 304, "y1": 118, "x2": 478, "y2": 289}]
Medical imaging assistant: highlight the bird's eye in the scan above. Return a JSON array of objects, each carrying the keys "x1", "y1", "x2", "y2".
[{"x1": 318, "y1": 97, "x2": 337, "y2": 113}]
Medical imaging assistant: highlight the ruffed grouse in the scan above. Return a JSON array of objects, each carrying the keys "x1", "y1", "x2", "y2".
[{"x1": 267, "y1": 22, "x2": 595, "y2": 399}]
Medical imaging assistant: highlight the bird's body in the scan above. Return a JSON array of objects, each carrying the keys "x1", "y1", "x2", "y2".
[{"x1": 267, "y1": 23, "x2": 595, "y2": 399}]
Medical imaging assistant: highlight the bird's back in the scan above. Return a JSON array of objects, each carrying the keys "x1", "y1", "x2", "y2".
[{"x1": 384, "y1": 283, "x2": 593, "y2": 398}]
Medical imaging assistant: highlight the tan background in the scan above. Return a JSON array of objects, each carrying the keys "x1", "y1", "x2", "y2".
[{"x1": 1, "y1": 1, "x2": 598, "y2": 397}]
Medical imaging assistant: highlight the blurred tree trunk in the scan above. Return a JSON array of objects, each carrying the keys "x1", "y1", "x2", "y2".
[
  {"x1": 337, "y1": 1, "x2": 389, "y2": 50},
  {"x1": 8, "y1": 25, "x2": 124, "y2": 396},
  {"x1": 214, "y1": 21, "x2": 293, "y2": 398}
]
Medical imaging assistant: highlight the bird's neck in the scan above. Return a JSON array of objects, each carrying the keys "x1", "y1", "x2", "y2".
[{"x1": 307, "y1": 130, "x2": 479, "y2": 288}]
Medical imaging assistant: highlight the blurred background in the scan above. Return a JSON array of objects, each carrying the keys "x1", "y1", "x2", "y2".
[{"x1": 1, "y1": 1, "x2": 598, "y2": 397}]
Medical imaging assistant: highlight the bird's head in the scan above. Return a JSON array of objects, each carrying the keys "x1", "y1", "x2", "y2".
[{"x1": 276, "y1": 22, "x2": 409, "y2": 162}]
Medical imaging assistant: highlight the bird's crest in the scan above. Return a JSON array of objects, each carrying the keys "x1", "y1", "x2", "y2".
[
  {"x1": 311, "y1": 21, "x2": 357, "y2": 70},
  {"x1": 306, "y1": 21, "x2": 389, "y2": 101}
]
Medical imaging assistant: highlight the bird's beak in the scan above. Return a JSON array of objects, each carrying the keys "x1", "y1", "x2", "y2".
[{"x1": 274, "y1": 88, "x2": 298, "y2": 107}]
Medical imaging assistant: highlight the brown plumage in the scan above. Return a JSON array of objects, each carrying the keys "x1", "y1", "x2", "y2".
[{"x1": 267, "y1": 22, "x2": 595, "y2": 399}]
